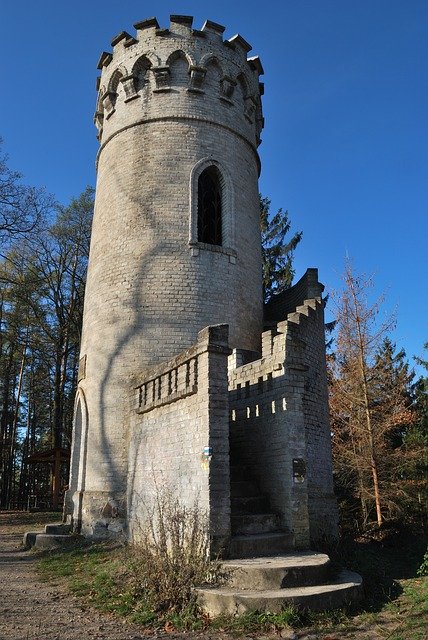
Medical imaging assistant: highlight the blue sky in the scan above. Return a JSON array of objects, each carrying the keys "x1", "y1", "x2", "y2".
[{"x1": 1, "y1": 1, "x2": 427, "y2": 373}]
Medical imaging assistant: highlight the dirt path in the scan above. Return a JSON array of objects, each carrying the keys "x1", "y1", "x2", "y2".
[{"x1": 0, "y1": 528, "x2": 162, "y2": 640}]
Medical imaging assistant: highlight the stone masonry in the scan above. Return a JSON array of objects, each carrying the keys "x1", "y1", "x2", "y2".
[
  {"x1": 229, "y1": 269, "x2": 338, "y2": 548},
  {"x1": 66, "y1": 15, "x2": 338, "y2": 552}
]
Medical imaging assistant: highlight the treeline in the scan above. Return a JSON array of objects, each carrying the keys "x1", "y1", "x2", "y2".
[{"x1": 0, "y1": 141, "x2": 93, "y2": 509}]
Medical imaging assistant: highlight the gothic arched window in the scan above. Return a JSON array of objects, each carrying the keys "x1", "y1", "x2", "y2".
[{"x1": 197, "y1": 166, "x2": 222, "y2": 246}]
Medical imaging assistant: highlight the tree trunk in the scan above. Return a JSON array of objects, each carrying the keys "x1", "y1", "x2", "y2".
[
  {"x1": 350, "y1": 279, "x2": 383, "y2": 527},
  {"x1": 7, "y1": 344, "x2": 26, "y2": 508}
]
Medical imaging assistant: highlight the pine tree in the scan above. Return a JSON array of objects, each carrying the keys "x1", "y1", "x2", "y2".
[
  {"x1": 398, "y1": 343, "x2": 428, "y2": 527},
  {"x1": 260, "y1": 196, "x2": 302, "y2": 301}
]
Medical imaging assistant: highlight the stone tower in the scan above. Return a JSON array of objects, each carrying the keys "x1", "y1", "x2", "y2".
[{"x1": 67, "y1": 16, "x2": 265, "y2": 535}]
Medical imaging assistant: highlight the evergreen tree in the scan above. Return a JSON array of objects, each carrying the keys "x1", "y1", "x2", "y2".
[
  {"x1": 399, "y1": 343, "x2": 428, "y2": 527},
  {"x1": 260, "y1": 196, "x2": 302, "y2": 301},
  {"x1": 414, "y1": 343, "x2": 428, "y2": 434}
]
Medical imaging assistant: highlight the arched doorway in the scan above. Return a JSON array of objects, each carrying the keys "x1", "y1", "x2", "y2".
[{"x1": 64, "y1": 389, "x2": 88, "y2": 530}]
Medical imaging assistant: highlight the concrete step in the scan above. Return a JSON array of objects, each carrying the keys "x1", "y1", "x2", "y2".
[
  {"x1": 229, "y1": 531, "x2": 294, "y2": 559},
  {"x1": 231, "y1": 495, "x2": 270, "y2": 515},
  {"x1": 230, "y1": 480, "x2": 259, "y2": 498},
  {"x1": 23, "y1": 531, "x2": 42, "y2": 549},
  {"x1": 44, "y1": 523, "x2": 71, "y2": 535},
  {"x1": 197, "y1": 569, "x2": 363, "y2": 615},
  {"x1": 222, "y1": 552, "x2": 331, "y2": 589},
  {"x1": 23, "y1": 522, "x2": 72, "y2": 549},
  {"x1": 23, "y1": 525, "x2": 78, "y2": 550},
  {"x1": 231, "y1": 513, "x2": 280, "y2": 535},
  {"x1": 33, "y1": 533, "x2": 79, "y2": 550}
]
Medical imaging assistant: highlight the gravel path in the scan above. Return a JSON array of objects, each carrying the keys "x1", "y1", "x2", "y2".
[{"x1": 0, "y1": 530, "x2": 159, "y2": 640}]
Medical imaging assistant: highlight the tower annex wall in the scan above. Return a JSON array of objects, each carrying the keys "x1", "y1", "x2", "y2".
[
  {"x1": 229, "y1": 270, "x2": 339, "y2": 547},
  {"x1": 129, "y1": 325, "x2": 231, "y2": 552},
  {"x1": 70, "y1": 16, "x2": 265, "y2": 536},
  {"x1": 124, "y1": 270, "x2": 337, "y2": 553}
]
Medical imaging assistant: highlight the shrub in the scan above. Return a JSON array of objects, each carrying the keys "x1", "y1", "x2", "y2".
[{"x1": 128, "y1": 492, "x2": 220, "y2": 619}]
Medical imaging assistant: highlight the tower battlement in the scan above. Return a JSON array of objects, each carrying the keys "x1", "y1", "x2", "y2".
[{"x1": 94, "y1": 16, "x2": 264, "y2": 153}]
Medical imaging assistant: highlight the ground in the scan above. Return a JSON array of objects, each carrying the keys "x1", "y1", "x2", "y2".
[
  {"x1": 0, "y1": 512, "x2": 156, "y2": 639},
  {"x1": 0, "y1": 511, "x2": 426, "y2": 640}
]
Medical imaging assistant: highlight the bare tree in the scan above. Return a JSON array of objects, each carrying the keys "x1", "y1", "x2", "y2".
[
  {"x1": 0, "y1": 139, "x2": 52, "y2": 246},
  {"x1": 329, "y1": 260, "x2": 415, "y2": 531},
  {"x1": 0, "y1": 188, "x2": 93, "y2": 509}
]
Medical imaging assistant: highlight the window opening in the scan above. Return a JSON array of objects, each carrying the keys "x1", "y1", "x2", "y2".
[{"x1": 197, "y1": 166, "x2": 222, "y2": 245}]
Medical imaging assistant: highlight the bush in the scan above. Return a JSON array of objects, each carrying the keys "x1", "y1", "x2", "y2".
[{"x1": 128, "y1": 492, "x2": 220, "y2": 620}]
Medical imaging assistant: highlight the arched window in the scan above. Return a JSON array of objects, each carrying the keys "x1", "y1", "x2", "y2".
[
  {"x1": 189, "y1": 158, "x2": 234, "y2": 254},
  {"x1": 197, "y1": 166, "x2": 222, "y2": 245}
]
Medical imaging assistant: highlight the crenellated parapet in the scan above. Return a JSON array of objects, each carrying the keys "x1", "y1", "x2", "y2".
[{"x1": 94, "y1": 15, "x2": 264, "y2": 154}]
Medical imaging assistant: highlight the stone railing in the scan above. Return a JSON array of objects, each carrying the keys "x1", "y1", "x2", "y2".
[
  {"x1": 135, "y1": 355, "x2": 198, "y2": 414},
  {"x1": 134, "y1": 324, "x2": 230, "y2": 414}
]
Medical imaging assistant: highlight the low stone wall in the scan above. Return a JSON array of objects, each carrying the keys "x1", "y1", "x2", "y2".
[{"x1": 128, "y1": 325, "x2": 231, "y2": 553}]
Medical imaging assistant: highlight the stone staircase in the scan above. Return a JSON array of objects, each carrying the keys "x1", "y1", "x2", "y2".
[
  {"x1": 23, "y1": 523, "x2": 77, "y2": 550},
  {"x1": 229, "y1": 464, "x2": 294, "y2": 558},
  {"x1": 197, "y1": 465, "x2": 362, "y2": 615},
  {"x1": 197, "y1": 554, "x2": 362, "y2": 615}
]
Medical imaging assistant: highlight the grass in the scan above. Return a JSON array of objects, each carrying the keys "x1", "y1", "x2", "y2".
[
  {"x1": 37, "y1": 540, "x2": 305, "y2": 632},
  {"x1": 382, "y1": 578, "x2": 428, "y2": 640},
  {"x1": 4, "y1": 510, "x2": 425, "y2": 638},
  {"x1": 36, "y1": 531, "x2": 428, "y2": 637},
  {"x1": 318, "y1": 526, "x2": 428, "y2": 639},
  {"x1": 38, "y1": 543, "x2": 158, "y2": 624}
]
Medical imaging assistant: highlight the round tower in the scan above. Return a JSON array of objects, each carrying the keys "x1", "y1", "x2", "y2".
[{"x1": 69, "y1": 16, "x2": 264, "y2": 534}]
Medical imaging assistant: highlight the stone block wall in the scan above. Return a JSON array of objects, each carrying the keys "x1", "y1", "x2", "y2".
[
  {"x1": 298, "y1": 305, "x2": 339, "y2": 545},
  {"x1": 75, "y1": 18, "x2": 265, "y2": 522},
  {"x1": 128, "y1": 325, "x2": 231, "y2": 553},
  {"x1": 229, "y1": 270, "x2": 338, "y2": 547},
  {"x1": 264, "y1": 268, "x2": 324, "y2": 323},
  {"x1": 229, "y1": 321, "x2": 310, "y2": 548}
]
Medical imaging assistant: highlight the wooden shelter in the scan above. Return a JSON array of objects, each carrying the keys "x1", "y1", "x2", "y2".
[{"x1": 25, "y1": 447, "x2": 70, "y2": 509}]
